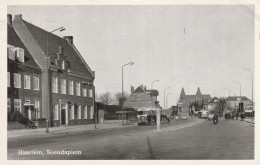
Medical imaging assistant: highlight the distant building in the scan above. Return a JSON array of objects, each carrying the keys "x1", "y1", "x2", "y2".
[
  {"x1": 177, "y1": 87, "x2": 211, "y2": 115},
  {"x1": 124, "y1": 85, "x2": 160, "y2": 110},
  {"x1": 226, "y1": 96, "x2": 253, "y2": 112},
  {"x1": 207, "y1": 97, "x2": 220, "y2": 112}
]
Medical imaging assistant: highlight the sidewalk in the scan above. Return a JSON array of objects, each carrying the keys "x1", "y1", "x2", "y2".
[
  {"x1": 8, "y1": 120, "x2": 137, "y2": 138},
  {"x1": 243, "y1": 117, "x2": 254, "y2": 124}
]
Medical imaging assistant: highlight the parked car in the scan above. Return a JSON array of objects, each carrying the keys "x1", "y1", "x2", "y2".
[
  {"x1": 182, "y1": 114, "x2": 187, "y2": 120},
  {"x1": 208, "y1": 111, "x2": 215, "y2": 120},
  {"x1": 199, "y1": 110, "x2": 208, "y2": 119}
]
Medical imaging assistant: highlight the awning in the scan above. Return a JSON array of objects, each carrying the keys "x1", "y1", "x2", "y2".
[{"x1": 245, "y1": 110, "x2": 253, "y2": 113}]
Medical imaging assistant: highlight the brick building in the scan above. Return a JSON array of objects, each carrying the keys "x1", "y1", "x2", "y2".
[
  {"x1": 9, "y1": 14, "x2": 95, "y2": 127},
  {"x1": 8, "y1": 14, "x2": 42, "y2": 121},
  {"x1": 124, "y1": 85, "x2": 160, "y2": 109},
  {"x1": 177, "y1": 87, "x2": 211, "y2": 115}
]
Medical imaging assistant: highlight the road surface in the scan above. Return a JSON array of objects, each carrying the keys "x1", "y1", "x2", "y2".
[{"x1": 8, "y1": 117, "x2": 254, "y2": 159}]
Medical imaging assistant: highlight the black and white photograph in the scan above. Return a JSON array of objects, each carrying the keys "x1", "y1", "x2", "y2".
[{"x1": 2, "y1": 1, "x2": 259, "y2": 162}]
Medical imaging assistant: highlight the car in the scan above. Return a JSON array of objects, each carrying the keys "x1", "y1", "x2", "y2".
[
  {"x1": 182, "y1": 115, "x2": 187, "y2": 120},
  {"x1": 208, "y1": 111, "x2": 215, "y2": 120}
]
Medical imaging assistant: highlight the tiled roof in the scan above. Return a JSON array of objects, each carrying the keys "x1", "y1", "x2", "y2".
[
  {"x1": 145, "y1": 89, "x2": 159, "y2": 96},
  {"x1": 8, "y1": 24, "x2": 39, "y2": 68},
  {"x1": 226, "y1": 96, "x2": 251, "y2": 101},
  {"x1": 13, "y1": 15, "x2": 94, "y2": 78}
]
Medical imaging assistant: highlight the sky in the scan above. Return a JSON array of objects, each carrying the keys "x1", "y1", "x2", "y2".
[{"x1": 8, "y1": 5, "x2": 255, "y2": 107}]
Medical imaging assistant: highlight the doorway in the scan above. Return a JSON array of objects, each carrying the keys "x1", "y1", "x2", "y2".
[{"x1": 61, "y1": 109, "x2": 66, "y2": 125}]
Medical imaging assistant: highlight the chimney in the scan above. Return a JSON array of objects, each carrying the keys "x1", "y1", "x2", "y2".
[
  {"x1": 7, "y1": 14, "x2": 12, "y2": 26},
  {"x1": 63, "y1": 36, "x2": 73, "y2": 45},
  {"x1": 131, "y1": 86, "x2": 134, "y2": 93}
]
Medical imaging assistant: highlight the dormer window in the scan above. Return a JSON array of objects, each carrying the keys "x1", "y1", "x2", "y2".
[
  {"x1": 14, "y1": 47, "x2": 24, "y2": 63},
  {"x1": 7, "y1": 45, "x2": 15, "y2": 60},
  {"x1": 59, "y1": 46, "x2": 64, "y2": 55}
]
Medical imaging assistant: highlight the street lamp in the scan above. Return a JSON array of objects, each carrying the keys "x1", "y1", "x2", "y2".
[
  {"x1": 242, "y1": 68, "x2": 254, "y2": 122},
  {"x1": 224, "y1": 88, "x2": 230, "y2": 97},
  {"x1": 151, "y1": 80, "x2": 159, "y2": 89},
  {"x1": 46, "y1": 26, "x2": 65, "y2": 133},
  {"x1": 164, "y1": 87, "x2": 170, "y2": 110},
  {"x1": 122, "y1": 62, "x2": 134, "y2": 125},
  {"x1": 233, "y1": 81, "x2": 241, "y2": 97},
  {"x1": 166, "y1": 93, "x2": 172, "y2": 109}
]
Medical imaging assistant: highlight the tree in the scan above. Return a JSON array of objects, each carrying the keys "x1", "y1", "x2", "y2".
[
  {"x1": 97, "y1": 91, "x2": 114, "y2": 105},
  {"x1": 113, "y1": 91, "x2": 130, "y2": 105}
]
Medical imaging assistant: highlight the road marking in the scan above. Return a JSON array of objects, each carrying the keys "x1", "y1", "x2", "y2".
[{"x1": 154, "y1": 119, "x2": 204, "y2": 132}]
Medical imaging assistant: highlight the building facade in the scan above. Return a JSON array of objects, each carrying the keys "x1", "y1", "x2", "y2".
[
  {"x1": 226, "y1": 96, "x2": 253, "y2": 112},
  {"x1": 124, "y1": 85, "x2": 160, "y2": 110},
  {"x1": 9, "y1": 14, "x2": 95, "y2": 127},
  {"x1": 177, "y1": 87, "x2": 211, "y2": 115},
  {"x1": 8, "y1": 15, "x2": 42, "y2": 121}
]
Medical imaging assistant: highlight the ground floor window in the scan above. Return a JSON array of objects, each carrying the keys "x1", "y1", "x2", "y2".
[
  {"x1": 53, "y1": 104, "x2": 59, "y2": 120},
  {"x1": 35, "y1": 100, "x2": 40, "y2": 119},
  {"x1": 14, "y1": 99, "x2": 21, "y2": 113},
  {"x1": 90, "y1": 106, "x2": 94, "y2": 119},
  {"x1": 83, "y1": 105, "x2": 88, "y2": 119},
  {"x1": 8, "y1": 98, "x2": 11, "y2": 112},
  {"x1": 77, "y1": 105, "x2": 81, "y2": 119},
  {"x1": 69, "y1": 104, "x2": 74, "y2": 120}
]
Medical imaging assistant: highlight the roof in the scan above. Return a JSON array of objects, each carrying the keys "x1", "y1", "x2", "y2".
[
  {"x1": 8, "y1": 24, "x2": 39, "y2": 68},
  {"x1": 196, "y1": 87, "x2": 202, "y2": 95},
  {"x1": 145, "y1": 89, "x2": 159, "y2": 96},
  {"x1": 180, "y1": 87, "x2": 185, "y2": 96},
  {"x1": 12, "y1": 15, "x2": 94, "y2": 78},
  {"x1": 226, "y1": 96, "x2": 251, "y2": 102}
]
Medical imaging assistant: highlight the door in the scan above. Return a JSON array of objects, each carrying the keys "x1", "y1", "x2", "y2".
[{"x1": 61, "y1": 109, "x2": 66, "y2": 125}]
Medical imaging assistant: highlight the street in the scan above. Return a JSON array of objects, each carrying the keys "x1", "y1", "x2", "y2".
[{"x1": 8, "y1": 118, "x2": 254, "y2": 160}]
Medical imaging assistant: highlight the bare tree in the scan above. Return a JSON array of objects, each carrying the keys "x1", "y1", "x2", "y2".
[
  {"x1": 97, "y1": 91, "x2": 114, "y2": 105},
  {"x1": 114, "y1": 91, "x2": 130, "y2": 105}
]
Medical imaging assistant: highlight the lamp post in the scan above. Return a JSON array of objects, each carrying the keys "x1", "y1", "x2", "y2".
[
  {"x1": 151, "y1": 80, "x2": 159, "y2": 89},
  {"x1": 233, "y1": 81, "x2": 241, "y2": 97},
  {"x1": 46, "y1": 26, "x2": 65, "y2": 133},
  {"x1": 166, "y1": 93, "x2": 172, "y2": 109},
  {"x1": 164, "y1": 87, "x2": 170, "y2": 110},
  {"x1": 242, "y1": 68, "x2": 254, "y2": 122},
  {"x1": 122, "y1": 62, "x2": 134, "y2": 125},
  {"x1": 224, "y1": 88, "x2": 230, "y2": 97}
]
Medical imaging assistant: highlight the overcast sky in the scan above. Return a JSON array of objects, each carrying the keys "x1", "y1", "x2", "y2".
[{"x1": 8, "y1": 5, "x2": 255, "y2": 107}]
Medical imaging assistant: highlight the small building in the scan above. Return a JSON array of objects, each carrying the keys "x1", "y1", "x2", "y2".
[
  {"x1": 226, "y1": 96, "x2": 253, "y2": 112},
  {"x1": 207, "y1": 97, "x2": 220, "y2": 112},
  {"x1": 124, "y1": 85, "x2": 161, "y2": 110}
]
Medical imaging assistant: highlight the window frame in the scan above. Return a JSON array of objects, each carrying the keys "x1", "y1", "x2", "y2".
[
  {"x1": 52, "y1": 76, "x2": 58, "y2": 93},
  {"x1": 33, "y1": 77, "x2": 40, "y2": 90},
  {"x1": 76, "y1": 81, "x2": 81, "y2": 96},
  {"x1": 14, "y1": 99, "x2": 21, "y2": 113},
  {"x1": 61, "y1": 78, "x2": 67, "y2": 95},
  {"x1": 13, "y1": 73, "x2": 21, "y2": 88},
  {"x1": 69, "y1": 80, "x2": 74, "y2": 95}
]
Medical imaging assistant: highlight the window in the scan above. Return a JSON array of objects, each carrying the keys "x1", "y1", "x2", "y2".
[
  {"x1": 83, "y1": 106, "x2": 88, "y2": 119},
  {"x1": 14, "y1": 73, "x2": 21, "y2": 88},
  {"x1": 7, "y1": 98, "x2": 11, "y2": 112},
  {"x1": 77, "y1": 105, "x2": 81, "y2": 119},
  {"x1": 76, "y1": 82, "x2": 81, "y2": 96},
  {"x1": 7, "y1": 45, "x2": 15, "y2": 60},
  {"x1": 53, "y1": 104, "x2": 59, "y2": 120},
  {"x1": 90, "y1": 106, "x2": 94, "y2": 119},
  {"x1": 7, "y1": 72, "x2": 10, "y2": 87},
  {"x1": 14, "y1": 47, "x2": 24, "y2": 62},
  {"x1": 35, "y1": 100, "x2": 40, "y2": 119},
  {"x1": 69, "y1": 104, "x2": 74, "y2": 120},
  {"x1": 52, "y1": 77, "x2": 58, "y2": 93},
  {"x1": 88, "y1": 88, "x2": 93, "y2": 97},
  {"x1": 83, "y1": 88, "x2": 87, "y2": 97},
  {"x1": 33, "y1": 77, "x2": 39, "y2": 90},
  {"x1": 69, "y1": 81, "x2": 74, "y2": 95},
  {"x1": 61, "y1": 78, "x2": 66, "y2": 94},
  {"x1": 14, "y1": 99, "x2": 21, "y2": 113},
  {"x1": 24, "y1": 75, "x2": 31, "y2": 89},
  {"x1": 61, "y1": 60, "x2": 65, "y2": 70}
]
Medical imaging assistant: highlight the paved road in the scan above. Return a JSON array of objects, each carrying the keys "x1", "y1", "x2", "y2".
[{"x1": 8, "y1": 117, "x2": 254, "y2": 159}]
